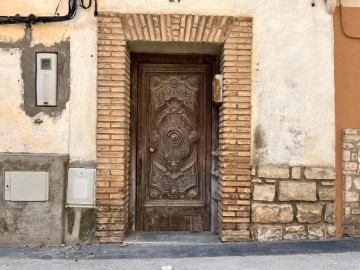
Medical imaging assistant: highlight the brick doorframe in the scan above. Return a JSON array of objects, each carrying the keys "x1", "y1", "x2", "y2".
[{"x1": 96, "y1": 13, "x2": 253, "y2": 242}]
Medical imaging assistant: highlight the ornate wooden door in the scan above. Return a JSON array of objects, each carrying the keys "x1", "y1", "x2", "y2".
[{"x1": 135, "y1": 59, "x2": 212, "y2": 231}]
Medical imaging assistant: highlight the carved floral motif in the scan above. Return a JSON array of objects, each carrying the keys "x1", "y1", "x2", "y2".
[{"x1": 148, "y1": 75, "x2": 200, "y2": 200}]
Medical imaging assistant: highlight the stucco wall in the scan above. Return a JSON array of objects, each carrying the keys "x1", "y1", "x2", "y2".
[
  {"x1": 0, "y1": 5, "x2": 96, "y2": 165},
  {"x1": 0, "y1": 154, "x2": 68, "y2": 246},
  {"x1": 0, "y1": 0, "x2": 335, "y2": 167}
]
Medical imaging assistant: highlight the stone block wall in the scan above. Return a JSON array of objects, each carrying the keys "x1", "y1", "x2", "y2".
[
  {"x1": 251, "y1": 165, "x2": 336, "y2": 241},
  {"x1": 343, "y1": 129, "x2": 360, "y2": 236}
]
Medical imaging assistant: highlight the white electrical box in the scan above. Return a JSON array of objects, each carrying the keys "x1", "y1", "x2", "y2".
[
  {"x1": 66, "y1": 168, "x2": 96, "y2": 208},
  {"x1": 4, "y1": 171, "x2": 49, "y2": 202},
  {"x1": 36, "y1": 53, "x2": 57, "y2": 106}
]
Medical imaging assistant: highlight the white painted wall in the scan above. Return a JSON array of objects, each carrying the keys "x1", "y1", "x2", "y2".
[{"x1": 0, "y1": 0, "x2": 335, "y2": 166}]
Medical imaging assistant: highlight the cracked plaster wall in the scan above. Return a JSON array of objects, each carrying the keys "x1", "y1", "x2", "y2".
[
  {"x1": 0, "y1": 6, "x2": 97, "y2": 165},
  {"x1": 0, "y1": 0, "x2": 334, "y2": 167}
]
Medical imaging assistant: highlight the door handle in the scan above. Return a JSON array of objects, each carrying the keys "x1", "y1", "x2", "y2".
[{"x1": 149, "y1": 147, "x2": 156, "y2": 153}]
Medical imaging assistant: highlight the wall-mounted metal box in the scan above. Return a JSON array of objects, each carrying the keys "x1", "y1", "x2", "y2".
[
  {"x1": 4, "y1": 171, "x2": 49, "y2": 201},
  {"x1": 66, "y1": 168, "x2": 96, "y2": 208},
  {"x1": 212, "y1": 74, "x2": 223, "y2": 105},
  {"x1": 36, "y1": 53, "x2": 57, "y2": 107}
]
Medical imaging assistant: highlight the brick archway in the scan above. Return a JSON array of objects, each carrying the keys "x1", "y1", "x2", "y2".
[{"x1": 96, "y1": 13, "x2": 253, "y2": 242}]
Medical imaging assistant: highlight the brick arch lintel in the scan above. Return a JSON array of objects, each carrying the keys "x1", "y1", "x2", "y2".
[{"x1": 96, "y1": 12, "x2": 253, "y2": 243}]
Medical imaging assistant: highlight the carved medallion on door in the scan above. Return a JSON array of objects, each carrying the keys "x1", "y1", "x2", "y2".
[
  {"x1": 149, "y1": 75, "x2": 200, "y2": 201},
  {"x1": 134, "y1": 56, "x2": 213, "y2": 231}
]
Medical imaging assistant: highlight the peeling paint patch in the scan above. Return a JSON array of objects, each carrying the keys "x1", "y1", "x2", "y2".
[
  {"x1": 31, "y1": 22, "x2": 70, "y2": 47},
  {"x1": 0, "y1": 27, "x2": 71, "y2": 154},
  {"x1": 0, "y1": 28, "x2": 70, "y2": 118}
]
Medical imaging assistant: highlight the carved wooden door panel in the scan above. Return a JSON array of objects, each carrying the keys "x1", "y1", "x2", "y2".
[{"x1": 136, "y1": 62, "x2": 212, "y2": 231}]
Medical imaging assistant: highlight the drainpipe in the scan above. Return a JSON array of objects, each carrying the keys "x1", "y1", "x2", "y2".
[{"x1": 326, "y1": 0, "x2": 337, "y2": 14}]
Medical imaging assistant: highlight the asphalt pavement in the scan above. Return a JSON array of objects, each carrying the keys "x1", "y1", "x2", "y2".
[{"x1": 1, "y1": 236, "x2": 360, "y2": 269}]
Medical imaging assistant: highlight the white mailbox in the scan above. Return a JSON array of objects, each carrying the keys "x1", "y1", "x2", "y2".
[
  {"x1": 66, "y1": 168, "x2": 96, "y2": 208},
  {"x1": 36, "y1": 53, "x2": 57, "y2": 106},
  {"x1": 4, "y1": 171, "x2": 49, "y2": 202}
]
